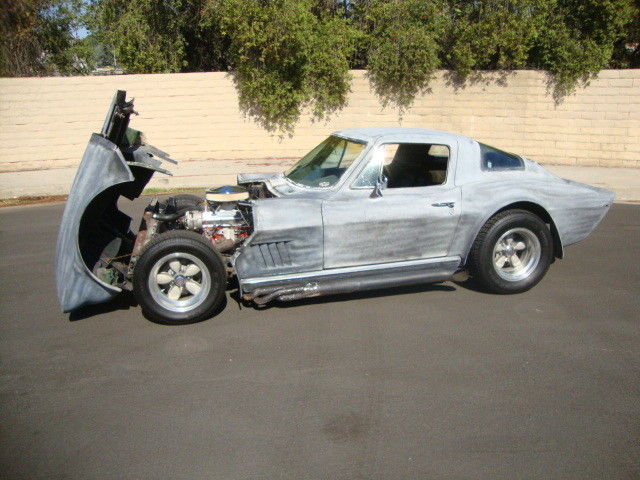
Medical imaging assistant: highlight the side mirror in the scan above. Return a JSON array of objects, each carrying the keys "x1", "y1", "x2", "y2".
[{"x1": 370, "y1": 174, "x2": 388, "y2": 198}]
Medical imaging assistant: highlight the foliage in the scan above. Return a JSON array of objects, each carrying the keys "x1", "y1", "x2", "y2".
[
  {"x1": 0, "y1": 0, "x2": 90, "y2": 76},
  {"x1": 80, "y1": 33, "x2": 117, "y2": 69},
  {"x1": 89, "y1": 0, "x2": 188, "y2": 73},
  {"x1": 2, "y1": 0, "x2": 637, "y2": 130},
  {"x1": 441, "y1": 1, "x2": 547, "y2": 76},
  {"x1": 363, "y1": 0, "x2": 447, "y2": 110},
  {"x1": 534, "y1": 0, "x2": 637, "y2": 97},
  {"x1": 360, "y1": 0, "x2": 635, "y2": 105},
  {"x1": 206, "y1": 0, "x2": 358, "y2": 132},
  {"x1": 611, "y1": 0, "x2": 640, "y2": 67},
  {"x1": 88, "y1": 0, "x2": 229, "y2": 73},
  {"x1": 361, "y1": 0, "x2": 548, "y2": 109}
]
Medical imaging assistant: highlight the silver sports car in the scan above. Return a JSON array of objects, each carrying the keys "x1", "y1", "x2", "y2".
[{"x1": 55, "y1": 92, "x2": 614, "y2": 324}]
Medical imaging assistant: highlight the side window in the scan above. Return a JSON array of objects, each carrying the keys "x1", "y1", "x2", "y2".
[
  {"x1": 353, "y1": 143, "x2": 449, "y2": 188},
  {"x1": 480, "y1": 143, "x2": 523, "y2": 170}
]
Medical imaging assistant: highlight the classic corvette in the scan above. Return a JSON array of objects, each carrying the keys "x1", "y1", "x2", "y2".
[{"x1": 55, "y1": 91, "x2": 614, "y2": 324}]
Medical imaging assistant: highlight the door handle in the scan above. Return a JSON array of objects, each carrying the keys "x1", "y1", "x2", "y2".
[{"x1": 431, "y1": 202, "x2": 455, "y2": 208}]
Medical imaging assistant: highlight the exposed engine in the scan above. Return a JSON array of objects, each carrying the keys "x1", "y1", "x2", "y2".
[
  {"x1": 180, "y1": 186, "x2": 253, "y2": 253},
  {"x1": 96, "y1": 184, "x2": 262, "y2": 290}
]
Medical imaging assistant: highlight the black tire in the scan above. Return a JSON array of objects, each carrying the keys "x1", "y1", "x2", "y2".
[
  {"x1": 468, "y1": 209, "x2": 553, "y2": 294},
  {"x1": 133, "y1": 230, "x2": 226, "y2": 324}
]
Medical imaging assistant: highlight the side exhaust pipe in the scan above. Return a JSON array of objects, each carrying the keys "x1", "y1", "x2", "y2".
[{"x1": 243, "y1": 257, "x2": 461, "y2": 306}]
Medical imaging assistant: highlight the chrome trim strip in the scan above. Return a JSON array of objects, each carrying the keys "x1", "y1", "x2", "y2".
[{"x1": 240, "y1": 256, "x2": 461, "y2": 287}]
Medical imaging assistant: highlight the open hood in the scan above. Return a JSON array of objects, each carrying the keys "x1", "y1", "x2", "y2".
[{"x1": 55, "y1": 91, "x2": 176, "y2": 312}]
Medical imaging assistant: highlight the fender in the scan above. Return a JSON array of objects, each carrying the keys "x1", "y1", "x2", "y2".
[{"x1": 55, "y1": 91, "x2": 175, "y2": 312}]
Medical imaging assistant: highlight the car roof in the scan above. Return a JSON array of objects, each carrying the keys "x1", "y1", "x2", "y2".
[{"x1": 333, "y1": 127, "x2": 474, "y2": 144}]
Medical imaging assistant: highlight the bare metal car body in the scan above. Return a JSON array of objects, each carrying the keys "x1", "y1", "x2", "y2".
[
  {"x1": 55, "y1": 92, "x2": 614, "y2": 319},
  {"x1": 55, "y1": 92, "x2": 176, "y2": 312}
]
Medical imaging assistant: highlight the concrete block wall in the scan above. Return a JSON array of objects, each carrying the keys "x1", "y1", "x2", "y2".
[{"x1": 0, "y1": 69, "x2": 638, "y2": 197}]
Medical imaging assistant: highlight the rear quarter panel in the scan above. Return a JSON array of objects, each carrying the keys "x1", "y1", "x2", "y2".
[
  {"x1": 451, "y1": 173, "x2": 613, "y2": 263},
  {"x1": 544, "y1": 179, "x2": 614, "y2": 247}
]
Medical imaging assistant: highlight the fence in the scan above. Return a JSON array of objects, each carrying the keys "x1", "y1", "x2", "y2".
[{"x1": 0, "y1": 69, "x2": 638, "y2": 196}]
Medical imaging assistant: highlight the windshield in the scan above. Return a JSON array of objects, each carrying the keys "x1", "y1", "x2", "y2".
[{"x1": 285, "y1": 136, "x2": 366, "y2": 187}]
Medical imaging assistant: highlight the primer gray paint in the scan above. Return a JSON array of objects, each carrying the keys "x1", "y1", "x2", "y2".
[
  {"x1": 55, "y1": 134, "x2": 133, "y2": 312},
  {"x1": 55, "y1": 134, "x2": 175, "y2": 312},
  {"x1": 236, "y1": 127, "x2": 614, "y2": 295},
  {"x1": 234, "y1": 197, "x2": 325, "y2": 279},
  {"x1": 58, "y1": 123, "x2": 613, "y2": 311}
]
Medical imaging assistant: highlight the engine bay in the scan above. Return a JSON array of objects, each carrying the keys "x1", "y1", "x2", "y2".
[{"x1": 94, "y1": 183, "x2": 269, "y2": 290}]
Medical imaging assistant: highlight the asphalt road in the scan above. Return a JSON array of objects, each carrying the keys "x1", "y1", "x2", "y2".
[{"x1": 1, "y1": 201, "x2": 639, "y2": 480}]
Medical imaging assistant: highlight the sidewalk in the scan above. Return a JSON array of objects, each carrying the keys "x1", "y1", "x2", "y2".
[{"x1": 0, "y1": 160, "x2": 638, "y2": 202}]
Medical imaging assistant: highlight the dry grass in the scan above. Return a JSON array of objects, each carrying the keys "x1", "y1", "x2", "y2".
[
  {"x1": 0, "y1": 195, "x2": 69, "y2": 208},
  {"x1": 0, "y1": 187, "x2": 207, "y2": 208}
]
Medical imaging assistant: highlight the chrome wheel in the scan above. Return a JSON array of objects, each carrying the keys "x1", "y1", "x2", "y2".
[
  {"x1": 492, "y1": 227, "x2": 541, "y2": 282},
  {"x1": 148, "y1": 252, "x2": 211, "y2": 313}
]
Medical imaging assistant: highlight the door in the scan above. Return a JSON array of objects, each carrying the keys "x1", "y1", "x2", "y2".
[{"x1": 322, "y1": 141, "x2": 461, "y2": 269}]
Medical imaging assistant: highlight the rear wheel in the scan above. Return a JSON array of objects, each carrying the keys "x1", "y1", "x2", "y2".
[
  {"x1": 133, "y1": 230, "x2": 226, "y2": 324},
  {"x1": 469, "y1": 209, "x2": 553, "y2": 294}
]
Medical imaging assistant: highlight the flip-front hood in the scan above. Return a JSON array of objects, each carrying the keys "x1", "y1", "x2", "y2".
[{"x1": 55, "y1": 91, "x2": 176, "y2": 312}]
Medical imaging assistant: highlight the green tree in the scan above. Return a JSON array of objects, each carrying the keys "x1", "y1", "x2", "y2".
[
  {"x1": 611, "y1": 0, "x2": 640, "y2": 67},
  {"x1": 361, "y1": 0, "x2": 447, "y2": 110},
  {"x1": 441, "y1": 1, "x2": 547, "y2": 76},
  {"x1": 0, "y1": 0, "x2": 90, "y2": 76},
  {"x1": 208, "y1": 0, "x2": 358, "y2": 132},
  {"x1": 4, "y1": 0, "x2": 635, "y2": 131},
  {"x1": 359, "y1": 0, "x2": 635, "y2": 107},
  {"x1": 89, "y1": 0, "x2": 229, "y2": 74},
  {"x1": 533, "y1": 0, "x2": 636, "y2": 97},
  {"x1": 89, "y1": 0, "x2": 188, "y2": 73},
  {"x1": 617, "y1": 0, "x2": 639, "y2": 67}
]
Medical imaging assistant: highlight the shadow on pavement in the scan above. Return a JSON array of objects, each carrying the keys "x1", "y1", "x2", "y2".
[
  {"x1": 69, "y1": 292, "x2": 138, "y2": 321},
  {"x1": 451, "y1": 278, "x2": 492, "y2": 294},
  {"x1": 69, "y1": 280, "x2": 467, "y2": 322}
]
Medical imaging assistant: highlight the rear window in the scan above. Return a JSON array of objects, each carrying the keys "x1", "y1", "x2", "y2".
[{"x1": 480, "y1": 143, "x2": 523, "y2": 171}]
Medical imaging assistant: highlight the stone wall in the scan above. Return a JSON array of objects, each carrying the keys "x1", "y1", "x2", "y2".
[{"x1": 0, "y1": 69, "x2": 638, "y2": 196}]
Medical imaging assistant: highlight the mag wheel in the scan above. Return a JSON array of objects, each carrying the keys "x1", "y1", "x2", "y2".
[
  {"x1": 133, "y1": 230, "x2": 226, "y2": 324},
  {"x1": 492, "y1": 228, "x2": 541, "y2": 282},
  {"x1": 469, "y1": 209, "x2": 553, "y2": 294}
]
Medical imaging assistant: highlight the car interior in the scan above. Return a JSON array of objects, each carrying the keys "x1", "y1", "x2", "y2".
[{"x1": 382, "y1": 143, "x2": 449, "y2": 188}]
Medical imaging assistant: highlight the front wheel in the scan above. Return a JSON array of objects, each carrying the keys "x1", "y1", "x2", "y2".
[
  {"x1": 468, "y1": 209, "x2": 553, "y2": 294},
  {"x1": 133, "y1": 231, "x2": 226, "y2": 324}
]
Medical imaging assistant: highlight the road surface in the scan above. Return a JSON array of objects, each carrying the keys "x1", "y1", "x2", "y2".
[{"x1": 1, "y1": 201, "x2": 638, "y2": 479}]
